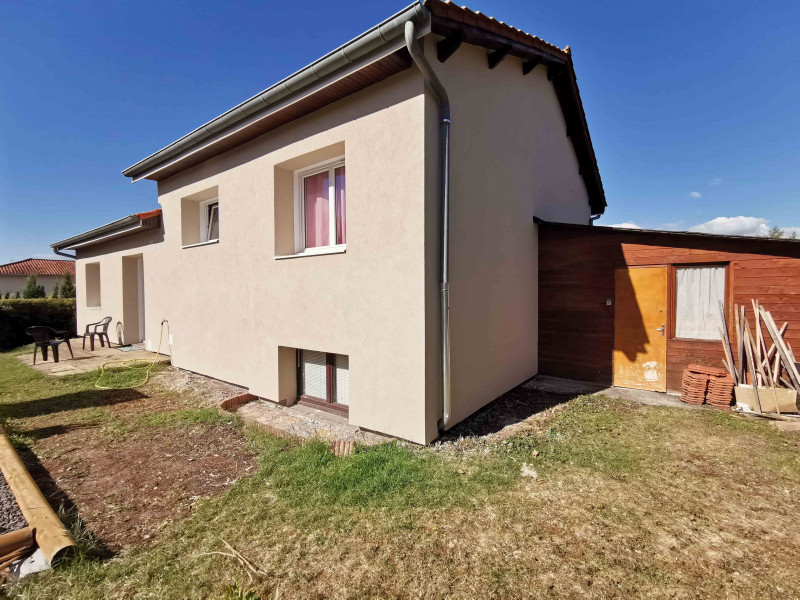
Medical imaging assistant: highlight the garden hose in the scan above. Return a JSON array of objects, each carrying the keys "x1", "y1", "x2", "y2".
[{"x1": 94, "y1": 320, "x2": 167, "y2": 390}]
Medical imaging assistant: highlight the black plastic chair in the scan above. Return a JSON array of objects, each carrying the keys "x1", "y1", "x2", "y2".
[
  {"x1": 83, "y1": 316, "x2": 112, "y2": 351},
  {"x1": 26, "y1": 326, "x2": 74, "y2": 364}
]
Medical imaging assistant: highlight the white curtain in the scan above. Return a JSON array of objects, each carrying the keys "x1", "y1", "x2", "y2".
[
  {"x1": 301, "y1": 350, "x2": 327, "y2": 400},
  {"x1": 675, "y1": 266, "x2": 725, "y2": 339}
]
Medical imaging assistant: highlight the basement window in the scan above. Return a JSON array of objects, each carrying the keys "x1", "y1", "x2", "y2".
[
  {"x1": 675, "y1": 266, "x2": 725, "y2": 340},
  {"x1": 85, "y1": 262, "x2": 101, "y2": 308},
  {"x1": 294, "y1": 158, "x2": 346, "y2": 254},
  {"x1": 298, "y1": 349, "x2": 349, "y2": 413}
]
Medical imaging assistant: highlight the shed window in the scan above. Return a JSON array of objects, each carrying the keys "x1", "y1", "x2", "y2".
[
  {"x1": 299, "y1": 349, "x2": 349, "y2": 409},
  {"x1": 675, "y1": 266, "x2": 725, "y2": 340}
]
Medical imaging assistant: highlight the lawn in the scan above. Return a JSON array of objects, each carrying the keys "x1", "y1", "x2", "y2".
[{"x1": 1, "y1": 347, "x2": 799, "y2": 599}]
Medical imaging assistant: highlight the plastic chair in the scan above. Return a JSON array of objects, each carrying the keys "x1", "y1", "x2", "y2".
[
  {"x1": 82, "y1": 316, "x2": 112, "y2": 351},
  {"x1": 26, "y1": 326, "x2": 74, "y2": 364}
]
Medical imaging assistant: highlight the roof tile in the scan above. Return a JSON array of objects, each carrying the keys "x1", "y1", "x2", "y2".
[{"x1": 0, "y1": 259, "x2": 75, "y2": 277}]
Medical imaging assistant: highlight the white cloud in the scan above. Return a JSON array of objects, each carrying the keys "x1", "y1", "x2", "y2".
[
  {"x1": 689, "y1": 216, "x2": 770, "y2": 237},
  {"x1": 606, "y1": 222, "x2": 642, "y2": 229},
  {"x1": 690, "y1": 191, "x2": 702, "y2": 199},
  {"x1": 709, "y1": 178, "x2": 723, "y2": 186}
]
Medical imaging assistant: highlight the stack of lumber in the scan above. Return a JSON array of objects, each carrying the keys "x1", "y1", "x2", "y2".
[
  {"x1": 706, "y1": 375, "x2": 735, "y2": 409},
  {"x1": 719, "y1": 300, "x2": 800, "y2": 415},
  {"x1": 681, "y1": 370, "x2": 709, "y2": 405}
]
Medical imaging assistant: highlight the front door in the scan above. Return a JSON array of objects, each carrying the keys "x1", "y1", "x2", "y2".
[{"x1": 613, "y1": 267, "x2": 667, "y2": 391}]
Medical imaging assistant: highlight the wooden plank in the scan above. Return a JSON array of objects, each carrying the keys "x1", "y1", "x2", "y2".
[
  {"x1": 743, "y1": 321, "x2": 762, "y2": 412},
  {"x1": 760, "y1": 307, "x2": 800, "y2": 392}
]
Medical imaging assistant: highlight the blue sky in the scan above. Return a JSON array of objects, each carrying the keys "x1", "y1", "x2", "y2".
[{"x1": 1, "y1": 0, "x2": 799, "y2": 263}]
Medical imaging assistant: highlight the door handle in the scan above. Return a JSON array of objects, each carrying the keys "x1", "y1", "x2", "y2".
[{"x1": 656, "y1": 325, "x2": 665, "y2": 336}]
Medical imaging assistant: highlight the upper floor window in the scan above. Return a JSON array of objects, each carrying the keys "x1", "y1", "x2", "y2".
[
  {"x1": 675, "y1": 266, "x2": 725, "y2": 340},
  {"x1": 201, "y1": 199, "x2": 219, "y2": 243},
  {"x1": 295, "y1": 158, "x2": 345, "y2": 252}
]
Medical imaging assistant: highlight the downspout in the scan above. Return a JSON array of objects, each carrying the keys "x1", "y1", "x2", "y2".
[{"x1": 405, "y1": 19, "x2": 452, "y2": 429}]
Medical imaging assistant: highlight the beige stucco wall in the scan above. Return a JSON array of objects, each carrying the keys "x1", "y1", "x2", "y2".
[
  {"x1": 423, "y1": 37, "x2": 593, "y2": 430},
  {"x1": 76, "y1": 228, "x2": 164, "y2": 347},
  {"x1": 74, "y1": 36, "x2": 597, "y2": 443},
  {"x1": 78, "y1": 68, "x2": 433, "y2": 443},
  {"x1": 0, "y1": 274, "x2": 66, "y2": 296}
]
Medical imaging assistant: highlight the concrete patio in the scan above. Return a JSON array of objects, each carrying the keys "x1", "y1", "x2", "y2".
[{"x1": 17, "y1": 340, "x2": 170, "y2": 376}]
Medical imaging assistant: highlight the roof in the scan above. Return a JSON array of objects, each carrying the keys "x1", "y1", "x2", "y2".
[
  {"x1": 535, "y1": 218, "x2": 800, "y2": 245},
  {"x1": 51, "y1": 209, "x2": 162, "y2": 253},
  {"x1": 120, "y1": 1, "x2": 605, "y2": 214},
  {"x1": 0, "y1": 258, "x2": 75, "y2": 277}
]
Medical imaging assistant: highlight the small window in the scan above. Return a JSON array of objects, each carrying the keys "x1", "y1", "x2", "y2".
[
  {"x1": 675, "y1": 266, "x2": 725, "y2": 339},
  {"x1": 298, "y1": 349, "x2": 349, "y2": 410},
  {"x1": 200, "y1": 199, "x2": 219, "y2": 242},
  {"x1": 85, "y1": 262, "x2": 101, "y2": 307},
  {"x1": 295, "y1": 159, "x2": 345, "y2": 252}
]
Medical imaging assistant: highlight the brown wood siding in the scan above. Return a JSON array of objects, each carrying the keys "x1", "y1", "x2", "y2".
[{"x1": 538, "y1": 224, "x2": 800, "y2": 392}]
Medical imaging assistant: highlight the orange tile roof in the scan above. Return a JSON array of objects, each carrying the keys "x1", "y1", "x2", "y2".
[
  {"x1": 425, "y1": 0, "x2": 570, "y2": 60},
  {"x1": 135, "y1": 209, "x2": 162, "y2": 220},
  {"x1": 0, "y1": 258, "x2": 75, "y2": 276}
]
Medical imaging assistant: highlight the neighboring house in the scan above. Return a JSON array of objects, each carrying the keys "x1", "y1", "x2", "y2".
[
  {"x1": 0, "y1": 258, "x2": 75, "y2": 296},
  {"x1": 538, "y1": 220, "x2": 800, "y2": 393},
  {"x1": 51, "y1": 1, "x2": 606, "y2": 444}
]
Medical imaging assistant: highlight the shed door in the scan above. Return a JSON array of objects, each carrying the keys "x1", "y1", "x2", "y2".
[{"x1": 613, "y1": 267, "x2": 667, "y2": 391}]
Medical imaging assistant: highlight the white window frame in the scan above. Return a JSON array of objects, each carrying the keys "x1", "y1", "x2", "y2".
[
  {"x1": 293, "y1": 156, "x2": 345, "y2": 255},
  {"x1": 199, "y1": 198, "x2": 219, "y2": 243}
]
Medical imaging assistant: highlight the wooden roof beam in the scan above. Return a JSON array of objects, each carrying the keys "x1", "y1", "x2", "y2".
[
  {"x1": 437, "y1": 30, "x2": 464, "y2": 63},
  {"x1": 487, "y1": 45, "x2": 511, "y2": 69},
  {"x1": 522, "y1": 58, "x2": 540, "y2": 75}
]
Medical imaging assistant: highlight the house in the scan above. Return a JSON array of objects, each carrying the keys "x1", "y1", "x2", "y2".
[
  {"x1": 51, "y1": 0, "x2": 605, "y2": 444},
  {"x1": 537, "y1": 220, "x2": 800, "y2": 393},
  {"x1": 0, "y1": 258, "x2": 75, "y2": 297}
]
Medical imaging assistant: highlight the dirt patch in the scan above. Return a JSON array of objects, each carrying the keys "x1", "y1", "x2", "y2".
[
  {"x1": 148, "y1": 368, "x2": 245, "y2": 407},
  {"x1": 33, "y1": 423, "x2": 255, "y2": 551},
  {"x1": 0, "y1": 470, "x2": 27, "y2": 534}
]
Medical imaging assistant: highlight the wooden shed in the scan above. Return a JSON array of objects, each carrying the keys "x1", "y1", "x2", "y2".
[{"x1": 537, "y1": 219, "x2": 800, "y2": 393}]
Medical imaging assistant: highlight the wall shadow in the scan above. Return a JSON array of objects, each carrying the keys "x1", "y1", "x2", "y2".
[
  {"x1": 0, "y1": 388, "x2": 146, "y2": 421},
  {"x1": 440, "y1": 377, "x2": 574, "y2": 440}
]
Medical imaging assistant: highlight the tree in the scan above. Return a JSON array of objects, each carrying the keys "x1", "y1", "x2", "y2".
[
  {"x1": 60, "y1": 272, "x2": 76, "y2": 298},
  {"x1": 767, "y1": 225, "x2": 784, "y2": 239},
  {"x1": 13, "y1": 292, "x2": 20, "y2": 299},
  {"x1": 52, "y1": 283, "x2": 60, "y2": 298},
  {"x1": 766, "y1": 226, "x2": 798, "y2": 240},
  {"x1": 22, "y1": 275, "x2": 46, "y2": 299},
  {"x1": 3, "y1": 292, "x2": 8, "y2": 299}
]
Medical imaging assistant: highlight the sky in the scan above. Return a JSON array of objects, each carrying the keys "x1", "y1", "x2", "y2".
[{"x1": 1, "y1": 0, "x2": 799, "y2": 264}]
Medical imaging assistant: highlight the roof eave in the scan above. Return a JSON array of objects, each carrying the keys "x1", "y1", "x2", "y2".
[
  {"x1": 122, "y1": 1, "x2": 430, "y2": 182},
  {"x1": 51, "y1": 213, "x2": 161, "y2": 252}
]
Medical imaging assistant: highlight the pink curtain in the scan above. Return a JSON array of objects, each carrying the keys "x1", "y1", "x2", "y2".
[
  {"x1": 304, "y1": 171, "x2": 329, "y2": 248},
  {"x1": 335, "y1": 166, "x2": 346, "y2": 244}
]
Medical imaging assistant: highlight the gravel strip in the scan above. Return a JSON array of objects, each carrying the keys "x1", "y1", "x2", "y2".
[{"x1": 0, "y1": 470, "x2": 27, "y2": 534}]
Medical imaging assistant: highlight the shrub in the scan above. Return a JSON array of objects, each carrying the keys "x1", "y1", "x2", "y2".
[
  {"x1": 60, "y1": 273, "x2": 76, "y2": 299},
  {"x1": 0, "y1": 298, "x2": 77, "y2": 349},
  {"x1": 52, "y1": 283, "x2": 60, "y2": 299},
  {"x1": 22, "y1": 275, "x2": 46, "y2": 299}
]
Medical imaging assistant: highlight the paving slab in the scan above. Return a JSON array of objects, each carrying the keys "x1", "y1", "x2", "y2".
[
  {"x1": 17, "y1": 340, "x2": 170, "y2": 376},
  {"x1": 236, "y1": 399, "x2": 392, "y2": 445}
]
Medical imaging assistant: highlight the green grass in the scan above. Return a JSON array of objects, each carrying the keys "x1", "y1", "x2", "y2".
[
  {"x1": 137, "y1": 407, "x2": 235, "y2": 428},
  {"x1": 3, "y1": 345, "x2": 800, "y2": 599}
]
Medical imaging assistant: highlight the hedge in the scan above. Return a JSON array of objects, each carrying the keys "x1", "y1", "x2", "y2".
[{"x1": 0, "y1": 299, "x2": 77, "y2": 350}]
